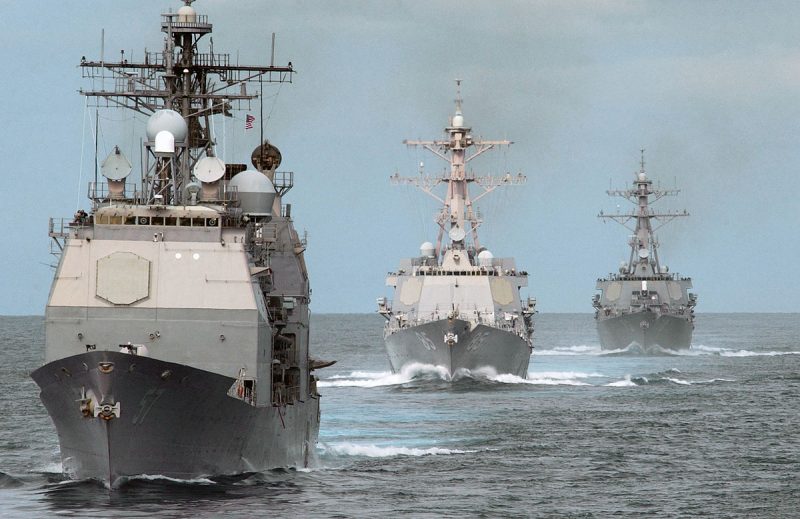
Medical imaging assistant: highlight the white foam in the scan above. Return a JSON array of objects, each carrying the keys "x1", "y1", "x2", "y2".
[
  {"x1": 504, "y1": 373, "x2": 592, "y2": 385},
  {"x1": 326, "y1": 371, "x2": 390, "y2": 381},
  {"x1": 320, "y1": 365, "x2": 612, "y2": 387},
  {"x1": 669, "y1": 377, "x2": 735, "y2": 385},
  {"x1": 492, "y1": 370, "x2": 603, "y2": 386},
  {"x1": 605, "y1": 374, "x2": 638, "y2": 387},
  {"x1": 127, "y1": 474, "x2": 216, "y2": 485},
  {"x1": 321, "y1": 442, "x2": 474, "y2": 458},
  {"x1": 534, "y1": 345, "x2": 602, "y2": 356},
  {"x1": 318, "y1": 363, "x2": 452, "y2": 387},
  {"x1": 664, "y1": 377, "x2": 691, "y2": 385},
  {"x1": 39, "y1": 462, "x2": 63, "y2": 474},
  {"x1": 685, "y1": 345, "x2": 800, "y2": 357}
]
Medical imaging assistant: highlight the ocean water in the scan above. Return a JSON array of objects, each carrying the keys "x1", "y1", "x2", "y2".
[{"x1": 1, "y1": 313, "x2": 798, "y2": 518}]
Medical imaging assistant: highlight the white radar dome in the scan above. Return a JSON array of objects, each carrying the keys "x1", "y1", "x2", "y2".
[
  {"x1": 154, "y1": 130, "x2": 175, "y2": 154},
  {"x1": 177, "y1": 5, "x2": 197, "y2": 22},
  {"x1": 638, "y1": 172, "x2": 647, "y2": 181},
  {"x1": 452, "y1": 111, "x2": 464, "y2": 128},
  {"x1": 638, "y1": 248, "x2": 650, "y2": 259},
  {"x1": 477, "y1": 250, "x2": 494, "y2": 267},
  {"x1": 146, "y1": 109, "x2": 188, "y2": 142},
  {"x1": 229, "y1": 170, "x2": 276, "y2": 215},
  {"x1": 420, "y1": 242, "x2": 435, "y2": 258}
]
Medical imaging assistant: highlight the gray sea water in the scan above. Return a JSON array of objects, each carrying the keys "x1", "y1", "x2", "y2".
[{"x1": 0, "y1": 313, "x2": 798, "y2": 518}]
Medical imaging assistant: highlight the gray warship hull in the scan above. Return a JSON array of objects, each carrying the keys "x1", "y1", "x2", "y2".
[
  {"x1": 384, "y1": 319, "x2": 530, "y2": 378},
  {"x1": 596, "y1": 311, "x2": 692, "y2": 352},
  {"x1": 32, "y1": 351, "x2": 319, "y2": 487}
]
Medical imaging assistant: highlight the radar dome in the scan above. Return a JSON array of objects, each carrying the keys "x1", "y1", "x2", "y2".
[
  {"x1": 638, "y1": 172, "x2": 647, "y2": 181},
  {"x1": 154, "y1": 130, "x2": 175, "y2": 154},
  {"x1": 229, "y1": 170, "x2": 276, "y2": 216},
  {"x1": 452, "y1": 111, "x2": 464, "y2": 128},
  {"x1": 146, "y1": 109, "x2": 188, "y2": 142},
  {"x1": 177, "y1": 5, "x2": 197, "y2": 22},
  {"x1": 477, "y1": 250, "x2": 494, "y2": 267},
  {"x1": 420, "y1": 242, "x2": 435, "y2": 258}
]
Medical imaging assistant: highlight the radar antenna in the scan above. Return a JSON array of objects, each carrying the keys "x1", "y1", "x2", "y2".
[
  {"x1": 598, "y1": 150, "x2": 689, "y2": 276},
  {"x1": 390, "y1": 81, "x2": 525, "y2": 261},
  {"x1": 79, "y1": 4, "x2": 294, "y2": 205}
]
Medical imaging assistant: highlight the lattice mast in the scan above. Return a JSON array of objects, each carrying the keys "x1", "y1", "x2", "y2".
[
  {"x1": 598, "y1": 150, "x2": 688, "y2": 275},
  {"x1": 391, "y1": 80, "x2": 525, "y2": 261},
  {"x1": 79, "y1": 0, "x2": 293, "y2": 205}
]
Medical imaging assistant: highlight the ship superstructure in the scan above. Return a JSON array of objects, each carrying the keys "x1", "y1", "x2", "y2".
[
  {"x1": 31, "y1": 1, "x2": 324, "y2": 486},
  {"x1": 593, "y1": 152, "x2": 697, "y2": 351},
  {"x1": 378, "y1": 82, "x2": 535, "y2": 377}
]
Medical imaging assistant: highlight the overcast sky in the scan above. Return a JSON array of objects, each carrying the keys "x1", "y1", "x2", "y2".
[{"x1": 2, "y1": 0, "x2": 799, "y2": 315}]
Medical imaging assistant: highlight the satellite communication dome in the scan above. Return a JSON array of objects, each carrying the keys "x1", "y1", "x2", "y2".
[
  {"x1": 177, "y1": 5, "x2": 197, "y2": 22},
  {"x1": 194, "y1": 156, "x2": 226, "y2": 183},
  {"x1": 146, "y1": 109, "x2": 188, "y2": 142},
  {"x1": 452, "y1": 111, "x2": 464, "y2": 128},
  {"x1": 477, "y1": 250, "x2": 494, "y2": 267},
  {"x1": 154, "y1": 130, "x2": 175, "y2": 154},
  {"x1": 229, "y1": 170, "x2": 276, "y2": 215},
  {"x1": 638, "y1": 172, "x2": 647, "y2": 181},
  {"x1": 420, "y1": 242, "x2": 435, "y2": 258}
]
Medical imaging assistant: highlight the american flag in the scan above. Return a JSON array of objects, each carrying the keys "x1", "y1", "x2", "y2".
[{"x1": 245, "y1": 114, "x2": 255, "y2": 130}]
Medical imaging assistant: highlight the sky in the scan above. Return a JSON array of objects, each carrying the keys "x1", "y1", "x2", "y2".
[{"x1": 2, "y1": 0, "x2": 799, "y2": 315}]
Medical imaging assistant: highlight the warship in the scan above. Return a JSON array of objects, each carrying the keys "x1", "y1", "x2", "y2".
[
  {"x1": 31, "y1": 1, "x2": 326, "y2": 487},
  {"x1": 377, "y1": 82, "x2": 535, "y2": 377},
  {"x1": 593, "y1": 152, "x2": 697, "y2": 351}
]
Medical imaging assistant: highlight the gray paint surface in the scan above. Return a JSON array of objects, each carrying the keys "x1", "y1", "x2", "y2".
[
  {"x1": 593, "y1": 157, "x2": 697, "y2": 350},
  {"x1": 379, "y1": 88, "x2": 534, "y2": 376},
  {"x1": 33, "y1": 2, "x2": 320, "y2": 487}
]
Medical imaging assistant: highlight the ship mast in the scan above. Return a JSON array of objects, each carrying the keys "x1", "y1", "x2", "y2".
[
  {"x1": 78, "y1": 0, "x2": 294, "y2": 205},
  {"x1": 391, "y1": 80, "x2": 525, "y2": 261},
  {"x1": 598, "y1": 150, "x2": 688, "y2": 276}
]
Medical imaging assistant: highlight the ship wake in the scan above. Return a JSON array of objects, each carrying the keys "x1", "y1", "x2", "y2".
[
  {"x1": 604, "y1": 369, "x2": 736, "y2": 387},
  {"x1": 319, "y1": 442, "x2": 475, "y2": 458},
  {"x1": 318, "y1": 363, "x2": 453, "y2": 387}
]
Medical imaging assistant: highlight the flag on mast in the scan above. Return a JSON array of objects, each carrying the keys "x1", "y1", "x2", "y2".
[{"x1": 245, "y1": 114, "x2": 255, "y2": 130}]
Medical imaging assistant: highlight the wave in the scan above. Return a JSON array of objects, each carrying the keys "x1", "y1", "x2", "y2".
[
  {"x1": 605, "y1": 374, "x2": 638, "y2": 387},
  {"x1": 536, "y1": 344, "x2": 685, "y2": 356},
  {"x1": 491, "y1": 370, "x2": 604, "y2": 386},
  {"x1": 37, "y1": 461, "x2": 63, "y2": 475},
  {"x1": 0, "y1": 471, "x2": 24, "y2": 488},
  {"x1": 539, "y1": 343, "x2": 800, "y2": 357},
  {"x1": 605, "y1": 370, "x2": 736, "y2": 387},
  {"x1": 600, "y1": 344, "x2": 685, "y2": 356},
  {"x1": 318, "y1": 363, "x2": 451, "y2": 388},
  {"x1": 688, "y1": 345, "x2": 800, "y2": 357},
  {"x1": 534, "y1": 345, "x2": 602, "y2": 356},
  {"x1": 320, "y1": 442, "x2": 475, "y2": 458},
  {"x1": 124, "y1": 474, "x2": 216, "y2": 485},
  {"x1": 319, "y1": 364, "x2": 606, "y2": 388}
]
